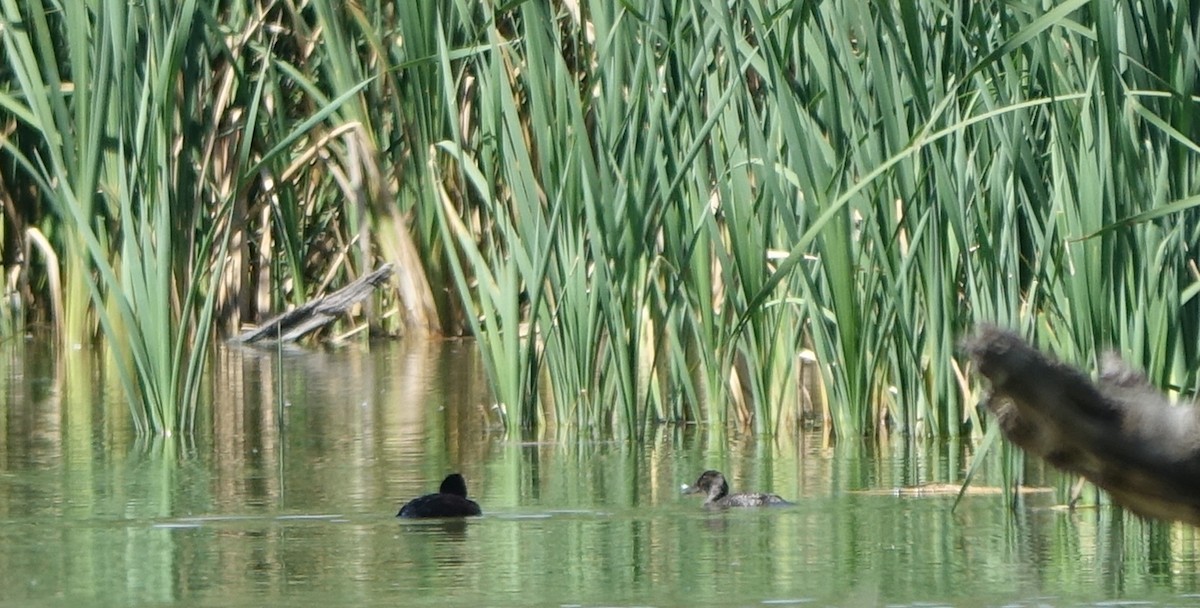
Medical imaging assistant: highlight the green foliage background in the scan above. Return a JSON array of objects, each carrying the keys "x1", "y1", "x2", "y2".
[{"x1": 2, "y1": 0, "x2": 1199, "y2": 437}]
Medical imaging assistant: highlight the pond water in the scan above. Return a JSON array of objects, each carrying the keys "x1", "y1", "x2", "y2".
[{"x1": 3, "y1": 339, "x2": 1200, "y2": 607}]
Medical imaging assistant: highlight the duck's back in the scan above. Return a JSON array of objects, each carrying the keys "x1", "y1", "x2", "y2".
[
  {"x1": 398, "y1": 493, "x2": 482, "y2": 518},
  {"x1": 712, "y1": 492, "x2": 792, "y2": 508}
]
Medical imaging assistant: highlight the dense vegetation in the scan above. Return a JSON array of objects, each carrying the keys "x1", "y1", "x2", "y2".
[{"x1": 2, "y1": 1, "x2": 1199, "y2": 438}]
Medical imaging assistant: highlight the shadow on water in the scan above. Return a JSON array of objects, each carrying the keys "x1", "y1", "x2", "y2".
[{"x1": 2, "y1": 338, "x2": 1200, "y2": 606}]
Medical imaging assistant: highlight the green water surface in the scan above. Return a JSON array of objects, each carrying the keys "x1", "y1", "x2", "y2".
[{"x1": 2, "y1": 340, "x2": 1199, "y2": 607}]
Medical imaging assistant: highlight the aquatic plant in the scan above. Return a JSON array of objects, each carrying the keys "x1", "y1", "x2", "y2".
[
  {"x1": 424, "y1": 0, "x2": 1200, "y2": 437},
  {"x1": 2, "y1": 0, "x2": 1199, "y2": 438},
  {"x1": 0, "y1": 1, "x2": 378, "y2": 434}
]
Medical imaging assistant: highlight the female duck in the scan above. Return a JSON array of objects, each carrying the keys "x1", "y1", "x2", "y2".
[
  {"x1": 397, "y1": 473, "x2": 482, "y2": 518},
  {"x1": 682, "y1": 470, "x2": 792, "y2": 508}
]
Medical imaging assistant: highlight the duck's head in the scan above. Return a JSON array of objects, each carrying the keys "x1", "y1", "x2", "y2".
[
  {"x1": 681, "y1": 470, "x2": 729, "y2": 500},
  {"x1": 439, "y1": 473, "x2": 470, "y2": 497}
]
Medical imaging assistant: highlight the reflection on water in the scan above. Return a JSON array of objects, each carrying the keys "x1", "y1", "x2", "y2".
[{"x1": 2, "y1": 338, "x2": 1200, "y2": 606}]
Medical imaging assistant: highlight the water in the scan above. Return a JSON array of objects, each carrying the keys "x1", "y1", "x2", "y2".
[{"x1": 3, "y1": 339, "x2": 1200, "y2": 606}]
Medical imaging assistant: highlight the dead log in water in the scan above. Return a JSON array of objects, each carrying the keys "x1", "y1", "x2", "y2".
[
  {"x1": 234, "y1": 264, "x2": 394, "y2": 344},
  {"x1": 964, "y1": 325, "x2": 1200, "y2": 526}
]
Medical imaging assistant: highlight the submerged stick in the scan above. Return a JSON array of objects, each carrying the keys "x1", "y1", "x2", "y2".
[
  {"x1": 234, "y1": 264, "x2": 394, "y2": 344},
  {"x1": 963, "y1": 325, "x2": 1200, "y2": 526}
]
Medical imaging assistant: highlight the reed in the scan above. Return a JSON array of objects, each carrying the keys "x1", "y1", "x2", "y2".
[
  {"x1": 0, "y1": 1, "x2": 379, "y2": 434},
  {"x1": 423, "y1": 0, "x2": 1200, "y2": 436},
  {"x1": 3, "y1": 1, "x2": 1199, "y2": 438},
  {"x1": 1, "y1": 0, "x2": 189, "y2": 432}
]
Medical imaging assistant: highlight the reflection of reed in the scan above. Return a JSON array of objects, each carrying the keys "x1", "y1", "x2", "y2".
[
  {"x1": 19, "y1": 341, "x2": 1200, "y2": 604},
  {"x1": 0, "y1": 341, "x2": 62, "y2": 470},
  {"x1": 211, "y1": 345, "x2": 280, "y2": 510},
  {"x1": 6, "y1": 342, "x2": 136, "y2": 466},
  {"x1": 212, "y1": 336, "x2": 494, "y2": 491},
  {"x1": 385, "y1": 338, "x2": 496, "y2": 488}
]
